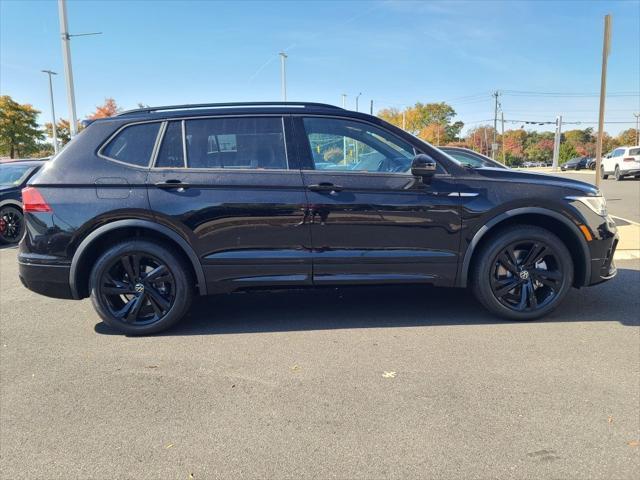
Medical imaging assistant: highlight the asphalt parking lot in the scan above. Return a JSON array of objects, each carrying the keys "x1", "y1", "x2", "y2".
[{"x1": 1, "y1": 244, "x2": 638, "y2": 479}]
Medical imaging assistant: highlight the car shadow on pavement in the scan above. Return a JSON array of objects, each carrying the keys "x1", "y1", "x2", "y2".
[{"x1": 95, "y1": 267, "x2": 640, "y2": 336}]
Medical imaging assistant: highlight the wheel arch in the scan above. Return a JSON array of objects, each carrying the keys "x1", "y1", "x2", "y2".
[
  {"x1": 458, "y1": 207, "x2": 591, "y2": 288},
  {"x1": 0, "y1": 199, "x2": 23, "y2": 210},
  {"x1": 69, "y1": 219, "x2": 207, "y2": 299}
]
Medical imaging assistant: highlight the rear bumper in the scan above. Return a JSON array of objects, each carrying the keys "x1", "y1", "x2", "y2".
[
  {"x1": 620, "y1": 168, "x2": 640, "y2": 176},
  {"x1": 18, "y1": 254, "x2": 74, "y2": 300}
]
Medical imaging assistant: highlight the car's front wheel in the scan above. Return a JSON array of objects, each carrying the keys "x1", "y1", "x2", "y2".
[
  {"x1": 471, "y1": 225, "x2": 573, "y2": 321},
  {"x1": 0, "y1": 206, "x2": 24, "y2": 244},
  {"x1": 90, "y1": 239, "x2": 193, "y2": 335}
]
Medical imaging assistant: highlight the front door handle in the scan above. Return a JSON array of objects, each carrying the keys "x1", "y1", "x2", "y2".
[
  {"x1": 308, "y1": 182, "x2": 343, "y2": 193},
  {"x1": 155, "y1": 180, "x2": 190, "y2": 190}
]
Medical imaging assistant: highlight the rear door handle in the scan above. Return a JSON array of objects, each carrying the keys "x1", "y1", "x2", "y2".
[
  {"x1": 155, "y1": 180, "x2": 190, "y2": 190},
  {"x1": 307, "y1": 182, "x2": 343, "y2": 193}
]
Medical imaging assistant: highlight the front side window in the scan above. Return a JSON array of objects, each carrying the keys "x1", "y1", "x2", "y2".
[
  {"x1": 102, "y1": 122, "x2": 160, "y2": 167},
  {"x1": 184, "y1": 117, "x2": 287, "y2": 169},
  {"x1": 302, "y1": 117, "x2": 415, "y2": 173}
]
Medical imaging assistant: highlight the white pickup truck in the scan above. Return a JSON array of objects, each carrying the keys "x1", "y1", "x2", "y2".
[{"x1": 601, "y1": 145, "x2": 640, "y2": 181}]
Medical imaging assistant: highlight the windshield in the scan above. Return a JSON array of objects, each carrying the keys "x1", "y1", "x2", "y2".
[{"x1": 0, "y1": 164, "x2": 35, "y2": 186}]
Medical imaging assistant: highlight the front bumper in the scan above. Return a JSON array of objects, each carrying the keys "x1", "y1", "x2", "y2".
[
  {"x1": 585, "y1": 216, "x2": 618, "y2": 286},
  {"x1": 18, "y1": 253, "x2": 74, "y2": 299}
]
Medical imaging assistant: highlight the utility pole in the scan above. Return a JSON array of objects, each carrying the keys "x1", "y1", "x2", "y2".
[
  {"x1": 42, "y1": 70, "x2": 59, "y2": 154},
  {"x1": 634, "y1": 113, "x2": 639, "y2": 145},
  {"x1": 501, "y1": 111, "x2": 505, "y2": 164},
  {"x1": 370, "y1": 99, "x2": 373, "y2": 115},
  {"x1": 279, "y1": 52, "x2": 288, "y2": 101},
  {"x1": 483, "y1": 128, "x2": 489, "y2": 156},
  {"x1": 341, "y1": 94, "x2": 347, "y2": 108},
  {"x1": 355, "y1": 92, "x2": 362, "y2": 112},
  {"x1": 341, "y1": 94, "x2": 347, "y2": 160},
  {"x1": 492, "y1": 90, "x2": 500, "y2": 159},
  {"x1": 595, "y1": 14, "x2": 612, "y2": 188},
  {"x1": 552, "y1": 115, "x2": 563, "y2": 171},
  {"x1": 58, "y1": 0, "x2": 78, "y2": 137}
]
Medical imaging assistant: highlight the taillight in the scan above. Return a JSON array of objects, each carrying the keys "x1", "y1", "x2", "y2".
[
  {"x1": 22, "y1": 187, "x2": 52, "y2": 212},
  {"x1": 623, "y1": 157, "x2": 637, "y2": 162}
]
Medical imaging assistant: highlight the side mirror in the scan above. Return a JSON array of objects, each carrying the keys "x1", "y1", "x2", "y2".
[{"x1": 411, "y1": 154, "x2": 437, "y2": 178}]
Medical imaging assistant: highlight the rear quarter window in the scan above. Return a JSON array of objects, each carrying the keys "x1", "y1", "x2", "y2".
[
  {"x1": 101, "y1": 122, "x2": 161, "y2": 167},
  {"x1": 628, "y1": 147, "x2": 640, "y2": 156}
]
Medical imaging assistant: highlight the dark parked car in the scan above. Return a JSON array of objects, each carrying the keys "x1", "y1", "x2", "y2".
[
  {"x1": 18, "y1": 102, "x2": 618, "y2": 335},
  {"x1": 561, "y1": 156, "x2": 589, "y2": 171},
  {"x1": 586, "y1": 158, "x2": 597, "y2": 170},
  {"x1": 439, "y1": 146, "x2": 507, "y2": 169},
  {"x1": 0, "y1": 159, "x2": 46, "y2": 244}
]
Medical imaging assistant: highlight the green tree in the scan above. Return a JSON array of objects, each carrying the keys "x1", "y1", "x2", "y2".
[
  {"x1": 559, "y1": 142, "x2": 578, "y2": 164},
  {"x1": 0, "y1": 95, "x2": 44, "y2": 158}
]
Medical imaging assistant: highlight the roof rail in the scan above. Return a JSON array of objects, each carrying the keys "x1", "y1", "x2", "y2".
[{"x1": 116, "y1": 101, "x2": 343, "y2": 117}]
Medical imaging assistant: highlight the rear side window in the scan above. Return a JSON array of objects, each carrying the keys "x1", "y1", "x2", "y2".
[
  {"x1": 628, "y1": 148, "x2": 639, "y2": 156},
  {"x1": 102, "y1": 123, "x2": 160, "y2": 167},
  {"x1": 184, "y1": 117, "x2": 287, "y2": 169},
  {"x1": 156, "y1": 121, "x2": 185, "y2": 168}
]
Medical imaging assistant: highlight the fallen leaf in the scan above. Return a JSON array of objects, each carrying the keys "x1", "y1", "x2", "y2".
[
  {"x1": 382, "y1": 371, "x2": 396, "y2": 378},
  {"x1": 607, "y1": 415, "x2": 613, "y2": 423},
  {"x1": 627, "y1": 440, "x2": 639, "y2": 447},
  {"x1": 165, "y1": 443, "x2": 174, "y2": 449},
  {"x1": 290, "y1": 365, "x2": 300, "y2": 372},
  {"x1": 189, "y1": 473, "x2": 194, "y2": 479},
  {"x1": 146, "y1": 365, "x2": 158, "y2": 369}
]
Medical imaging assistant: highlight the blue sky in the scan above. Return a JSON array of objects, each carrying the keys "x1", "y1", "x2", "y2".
[{"x1": 1, "y1": 0, "x2": 638, "y2": 135}]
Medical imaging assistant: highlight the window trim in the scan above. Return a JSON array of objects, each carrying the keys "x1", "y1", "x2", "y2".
[
  {"x1": 97, "y1": 120, "x2": 164, "y2": 169},
  {"x1": 150, "y1": 114, "x2": 290, "y2": 171}
]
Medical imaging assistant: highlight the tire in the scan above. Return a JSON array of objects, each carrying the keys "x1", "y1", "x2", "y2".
[
  {"x1": 0, "y1": 206, "x2": 24, "y2": 244},
  {"x1": 614, "y1": 165, "x2": 623, "y2": 181},
  {"x1": 471, "y1": 225, "x2": 574, "y2": 321},
  {"x1": 89, "y1": 239, "x2": 193, "y2": 335},
  {"x1": 600, "y1": 166, "x2": 608, "y2": 180}
]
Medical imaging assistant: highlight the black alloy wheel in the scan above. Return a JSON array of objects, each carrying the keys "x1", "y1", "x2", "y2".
[
  {"x1": 0, "y1": 206, "x2": 24, "y2": 244},
  {"x1": 490, "y1": 240, "x2": 562, "y2": 312},
  {"x1": 90, "y1": 240, "x2": 193, "y2": 335},
  {"x1": 98, "y1": 253, "x2": 175, "y2": 325},
  {"x1": 471, "y1": 225, "x2": 573, "y2": 320}
]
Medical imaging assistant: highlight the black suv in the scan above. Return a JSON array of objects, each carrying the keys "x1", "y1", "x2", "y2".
[{"x1": 18, "y1": 102, "x2": 618, "y2": 335}]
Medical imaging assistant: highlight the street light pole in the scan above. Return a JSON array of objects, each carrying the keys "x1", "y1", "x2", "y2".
[
  {"x1": 58, "y1": 0, "x2": 78, "y2": 137},
  {"x1": 594, "y1": 14, "x2": 612, "y2": 189},
  {"x1": 41, "y1": 70, "x2": 59, "y2": 154},
  {"x1": 279, "y1": 52, "x2": 288, "y2": 101},
  {"x1": 635, "y1": 113, "x2": 640, "y2": 145},
  {"x1": 355, "y1": 92, "x2": 362, "y2": 112}
]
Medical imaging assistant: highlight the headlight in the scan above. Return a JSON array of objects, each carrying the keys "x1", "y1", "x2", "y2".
[{"x1": 566, "y1": 195, "x2": 607, "y2": 216}]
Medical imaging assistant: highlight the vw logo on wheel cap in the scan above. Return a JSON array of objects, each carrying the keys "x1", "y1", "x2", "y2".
[
  {"x1": 519, "y1": 270, "x2": 530, "y2": 280},
  {"x1": 134, "y1": 283, "x2": 145, "y2": 293}
]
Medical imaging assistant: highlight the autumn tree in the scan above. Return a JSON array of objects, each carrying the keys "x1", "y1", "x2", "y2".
[
  {"x1": 88, "y1": 98, "x2": 121, "y2": 119},
  {"x1": 616, "y1": 128, "x2": 639, "y2": 146},
  {"x1": 0, "y1": 95, "x2": 44, "y2": 158},
  {"x1": 378, "y1": 102, "x2": 463, "y2": 142},
  {"x1": 44, "y1": 118, "x2": 84, "y2": 146},
  {"x1": 465, "y1": 126, "x2": 497, "y2": 156},
  {"x1": 418, "y1": 123, "x2": 447, "y2": 145}
]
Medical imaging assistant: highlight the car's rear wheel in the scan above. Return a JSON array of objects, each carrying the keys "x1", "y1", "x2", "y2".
[
  {"x1": 614, "y1": 165, "x2": 624, "y2": 181},
  {"x1": 0, "y1": 206, "x2": 24, "y2": 244},
  {"x1": 600, "y1": 166, "x2": 608, "y2": 179},
  {"x1": 90, "y1": 240, "x2": 193, "y2": 335},
  {"x1": 471, "y1": 225, "x2": 573, "y2": 320}
]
